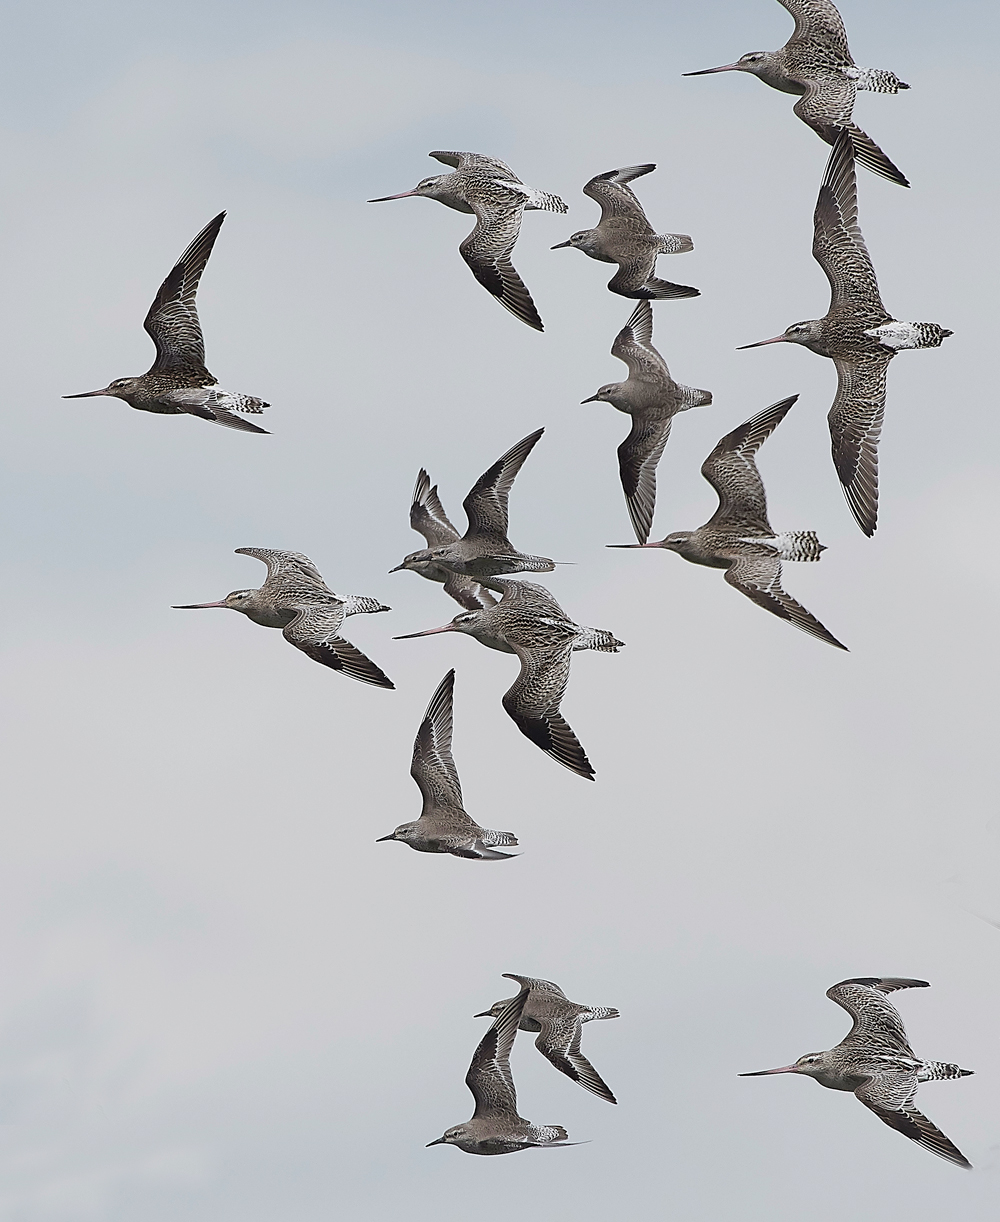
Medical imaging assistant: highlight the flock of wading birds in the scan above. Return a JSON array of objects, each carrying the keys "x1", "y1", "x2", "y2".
[{"x1": 62, "y1": 0, "x2": 973, "y2": 1173}]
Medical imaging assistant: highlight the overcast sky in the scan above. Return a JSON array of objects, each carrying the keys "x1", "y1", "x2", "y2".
[{"x1": 0, "y1": 1, "x2": 998, "y2": 1218}]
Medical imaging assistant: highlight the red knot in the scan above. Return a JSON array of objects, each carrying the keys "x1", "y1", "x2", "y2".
[
  {"x1": 376, "y1": 670, "x2": 518, "y2": 860},
  {"x1": 582, "y1": 300, "x2": 712, "y2": 543},
  {"x1": 551, "y1": 164, "x2": 699, "y2": 300}
]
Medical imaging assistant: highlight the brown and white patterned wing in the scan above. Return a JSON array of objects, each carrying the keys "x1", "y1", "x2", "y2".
[
  {"x1": 409, "y1": 469, "x2": 461, "y2": 547},
  {"x1": 796, "y1": 94, "x2": 909, "y2": 187},
  {"x1": 484, "y1": 578, "x2": 569, "y2": 621},
  {"x1": 610, "y1": 300, "x2": 669, "y2": 382},
  {"x1": 429, "y1": 150, "x2": 517, "y2": 177},
  {"x1": 856, "y1": 1071, "x2": 971, "y2": 1169},
  {"x1": 410, "y1": 669, "x2": 463, "y2": 810},
  {"x1": 459, "y1": 202, "x2": 542, "y2": 331},
  {"x1": 501, "y1": 973, "x2": 567, "y2": 999},
  {"x1": 462, "y1": 429, "x2": 544, "y2": 539},
  {"x1": 703, "y1": 396, "x2": 797, "y2": 532},
  {"x1": 282, "y1": 606, "x2": 394, "y2": 688},
  {"x1": 143, "y1": 212, "x2": 224, "y2": 373},
  {"x1": 812, "y1": 130, "x2": 884, "y2": 312},
  {"x1": 723, "y1": 553, "x2": 848, "y2": 650},
  {"x1": 234, "y1": 547, "x2": 326, "y2": 590},
  {"x1": 467, "y1": 986, "x2": 528, "y2": 1119},
  {"x1": 535, "y1": 1014, "x2": 618, "y2": 1104},
  {"x1": 828, "y1": 356, "x2": 889, "y2": 538},
  {"x1": 827, "y1": 978, "x2": 926, "y2": 1054},
  {"x1": 618, "y1": 417, "x2": 672, "y2": 544},
  {"x1": 583, "y1": 165, "x2": 655, "y2": 223},
  {"x1": 779, "y1": 0, "x2": 850, "y2": 59},
  {"x1": 503, "y1": 643, "x2": 594, "y2": 779},
  {"x1": 442, "y1": 572, "x2": 499, "y2": 612}
]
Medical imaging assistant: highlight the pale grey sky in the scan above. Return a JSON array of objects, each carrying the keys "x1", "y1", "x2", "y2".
[{"x1": 0, "y1": 1, "x2": 998, "y2": 1218}]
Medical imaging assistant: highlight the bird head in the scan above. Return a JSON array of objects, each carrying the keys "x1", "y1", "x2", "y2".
[
  {"x1": 427, "y1": 1124, "x2": 471, "y2": 1148},
  {"x1": 740, "y1": 1051, "x2": 826, "y2": 1080},
  {"x1": 739, "y1": 320, "x2": 820, "y2": 349},
  {"x1": 172, "y1": 589, "x2": 257, "y2": 614},
  {"x1": 394, "y1": 609, "x2": 483, "y2": 641},
  {"x1": 683, "y1": 51, "x2": 773, "y2": 79},
  {"x1": 375, "y1": 822, "x2": 418, "y2": 845},
  {"x1": 369, "y1": 174, "x2": 451, "y2": 203},
  {"x1": 580, "y1": 383, "x2": 624, "y2": 406},
  {"x1": 551, "y1": 230, "x2": 599, "y2": 255},
  {"x1": 64, "y1": 375, "x2": 143, "y2": 404}
]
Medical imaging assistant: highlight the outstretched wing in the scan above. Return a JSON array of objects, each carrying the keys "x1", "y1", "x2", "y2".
[
  {"x1": 827, "y1": 978, "x2": 927, "y2": 1055},
  {"x1": 442, "y1": 571, "x2": 499, "y2": 612},
  {"x1": 467, "y1": 986, "x2": 528, "y2": 1119},
  {"x1": 610, "y1": 300, "x2": 670, "y2": 382},
  {"x1": 234, "y1": 547, "x2": 326, "y2": 589},
  {"x1": 779, "y1": 0, "x2": 850, "y2": 59},
  {"x1": 144, "y1": 212, "x2": 224, "y2": 373},
  {"x1": 703, "y1": 396, "x2": 797, "y2": 532},
  {"x1": 828, "y1": 355, "x2": 889, "y2": 537},
  {"x1": 535, "y1": 1015, "x2": 618, "y2": 1105},
  {"x1": 503, "y1": 643, "x2": 595, "y2": 780},
  {"x1": 463, "y1": 429, "x2": 544, "y2": 539},
  {"x1": 856, "y1": 1070, "x2": 971, "y2": 1169},
  {"x1": 459, "y1": 203, "x2": 542, "y2": 331},
  {"x1": 812, "y1": 130, "x2": 885, "y2": 315},
  {"x1": 410, "y1": 469, "x2": 461, "y2": 547},
  {"x1": 411, "y1": 669, "x2": 463, "y2": 810},
  {"x1": 429, "y1": 150, "x2": 516, "y2": 176},
  {"x1": 283, "y1": 606, "x2": 394, "y2": 688},
  {"x1": 723, "y1": 553, "x2": 848, "y2": 650},
  {"x1": 618, "y1": 417, "x2": 673, "y2": 544},
  {"x1": 583, "y1": 165, "x2": 655, "y2": 223}
]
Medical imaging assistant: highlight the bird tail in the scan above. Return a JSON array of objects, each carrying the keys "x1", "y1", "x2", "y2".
[
  {"x1": 588, "y1": 1006, "x2": 620, "y2": 1021},
  {"x1": 657, "y1": 232, "x2": 694, "y2": 254},
  {"x1": 848, "y1": 66, "x2": 909, "y2": 93},
  {"x1": 775, "y1": 531, "x2": 826, "y2": 562},
  {"x1": 482, "y1": 829, "x2": 519, "y2": 848},
  {"x1": 677, "y1": 383, "x2": 713, "y2": 410},
  {"x1": 574, "y1": 627, "x2": 625, "y2": 652},
  {"x1": 230, "y1": 393, "x2": 269, "y2": 415},
  {"x1": 340, "y1": 594, "x2": 391, "y2": 616},
  {"x1": 522, "y1": 186, "x2": 569, "y2": 214},
  {"x1": 917, "y1": 1061, "x2": 974, "y2": 1083}
]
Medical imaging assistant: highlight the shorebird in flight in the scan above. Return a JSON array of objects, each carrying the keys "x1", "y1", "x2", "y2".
[
  {"x1": 684, "y1": 0, "x2": 911, "y2": 187},
  {"x1": 476, "y1": 974, "x2": 619, "y2": 1104},
  {"x1": 376, "y1": 670, "x2": 518, "y2": 860},
  {"x1": 738, "y1": 131, "x2": 951, "y2": 535},
  {"x1": 391, "y1": 429, "x2": 554, "y2": 581},
  {"x1": 742, "y1": 977, "x2": 973, "y2": 1169},
  {"x1": 65, "y1": 212, "x2": 269, "y2": 433},
  {"x1": 583, "y1": 300, "x2": 712, "y2": 543},
  {"x1": 396, "y1": 579, "x2": 623, "y2": 780},
  {"x1": 611, "y1": 396, "x2": 847, "y2": 650},
  {"x1": 400, "y1": 470, "x2": 502, "y2": 618},
  {"x1": 551, "y1": 165, "x2": 699, "y2": 300},
  {"x1": 369, "y1": 151, "x2": 567, "y2": 331},
  {"x1": 173, "y1": 548, "x2": 394, "y2": 687},
  {"x1": 427, "y1": 984, "x2": 577, "y2": 1155}
]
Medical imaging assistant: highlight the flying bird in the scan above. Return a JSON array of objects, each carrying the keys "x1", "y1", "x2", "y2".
[
  {"x1": 369, "y1": 150, "x2": 567, "y2": 331},
  {"x1": 64, "y1": 212, "x2": 269, "y2": 433},
  {"x1": 741, "y1": 977, "x2": 973, "y2": 1169},
  {"x1": 396, "y1": 579, "x2": 623, "y2": 780},
  {"x1": 684, "y1": 0, "x2": 911, "y2": 187},
  {"x1": 173, "y1": 548, "x2": 394, "y2": 687},
  {"x1": 391, "y1": 429, "x2": 554, "y2": 581},
  {"x1": 611, "y1": 396, "x2": 846, "y2": 651},
  {"x1": 427, "y1": 984, "x2": 576, "y2": 1156},
  {"x1": 376, "y1": 670, "x2": 518, "y2": 860},
  {"x1": 583, "y1": 300, "x2": 712, "y2": 542},
  {"x1": 738, "y1": 131, "x2": 950, "y2": 535},
  {"x1": 476, "y1": 974, "x2": 619, "y2": 1104},
  {"x1": 551, "y1": 165, "x2": 699, "y2": 300},
  {"x1": 401, "y1": 470, "x2": 502, "y2": 618}
]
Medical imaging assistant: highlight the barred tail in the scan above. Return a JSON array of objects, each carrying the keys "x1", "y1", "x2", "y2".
[
  {"x1": 574, "y1": 627, "x2": 625, "y2": 652},
  {"x1": 777, "y1": 530, "x2": 826, "y2": 562},
  {"x1": 918, "y1": 1061, "x2": 973, "y2": 1082}
]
